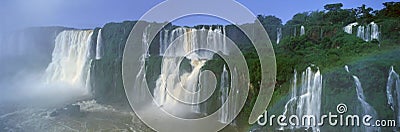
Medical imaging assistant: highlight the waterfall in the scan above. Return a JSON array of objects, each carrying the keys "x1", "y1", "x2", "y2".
[
  {"x1": 386, "y1": 66, "x2": 400, "y2": 127},
  {"x1": 159, "y1": 26, "x2": 228, "y2": 58},
  {"x1": 279, "y1": 67, "x2": 322, "y2": 131},
  {"x1": 219, "y1": 65, "x2": 229, "y2": 123},
  {"x1": 142, "y1": 25, "x2": 151, "y2": 58},
  {"x1": 350, "y1": 22, "x2": 379, "y2": 42},
  {"x1": 351, "y1": 76, "x2": 380, "y2": 132},
  {"x1": 300, "y1": 25, "x2": 305, "y2": 36},
  {"x1": 278, "y1": 70, "x2": 298, "y2": 130},
  {"x1": 154, "y1": 26, "x2": 230, "y2": 115},
  {"x1": 344, "y1": 22, "x2": 358, "y2": 34},
  {"x1": 95, "y1": 29, "x2": 103, "y2": 60},
  {"x1": 44, "y1": 30, "x2": 94, "y2": 94},
  {"x1": 293, "y1": 27, "x2": 297, "y2": 37},
  {"x1": 345, "y1": 66, "x2": 380, "y2": 132},
  {"x1": 370, "y1": 22, "x2": 379, "y2": 41},
  {"x1": 344, "y1": 65, "x2": 350, "y2": 73},
  {"x1": 276, "y1": 27, "x2": 282, "y2": 44},
  {"x1": 357, "y1": 25, "x2": 365, "y2": 41},
  {"x1": 0, "y1": 32, "x2": 29, "y2": 58}
]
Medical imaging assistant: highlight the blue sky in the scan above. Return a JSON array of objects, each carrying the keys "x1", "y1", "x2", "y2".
[{"x1": 0, "y1": 0, "x2": 393, "y2": 30}]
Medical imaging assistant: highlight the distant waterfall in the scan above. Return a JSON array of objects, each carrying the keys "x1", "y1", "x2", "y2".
[
  {"x1": 300, "y1": 26, "x2": 305, "y2": 36},
  {"x1": 142, "y1": 25, "x2": 151, "y2": 58},
  {"x1": 279, "y1": 67, "x2": 322, "y2": 131},
  {"x1": 357, "y1": 25, "x2": 365, "y2": 40},
  {"x1": 0, "y1": 32, "x2": 30, "y2": 58},
  {"x1": 276, "y1": 27, "x2": 282, "y2": 44},
  {"x1": 95, "y1": 29, "x2": 103, "y2": 60},
  {"x1": 44, "y1": 30, "x2": 94, "y2": 94},
  {"x1": 344, "y1": 22, "x2": 358, "y2": 34},
  {"x1": 219, "y1": 66, "x2": 239, "y2": 125},
  {"x1": 370, "y1": 22, "x2": 379, "y2": 40},
  {"x1": 345, "y1": 22, "x2": 379, "y2": 42},
  {"x1": 345, "y1": 66, "x2": 380, "y2": 132},
  {"x1": 386, "y1": 66, "x2": 400, "y2": 127},
  {"x1": 159, "y1": 26, "x2": 228, "y2": 58}
]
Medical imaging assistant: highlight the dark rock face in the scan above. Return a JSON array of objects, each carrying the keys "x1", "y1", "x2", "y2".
[{"x1": 90, "y1": 21, "x2": 137, "y2": 106}]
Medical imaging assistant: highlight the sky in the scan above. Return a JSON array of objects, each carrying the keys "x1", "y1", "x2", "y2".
[{"x1": 0, "y1": 0, "x2": 394, "y2": 30}]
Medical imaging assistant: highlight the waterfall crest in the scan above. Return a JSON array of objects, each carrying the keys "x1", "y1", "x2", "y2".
[{"x1": 159, "y1": 26, "x2": 228, "y2": 58}]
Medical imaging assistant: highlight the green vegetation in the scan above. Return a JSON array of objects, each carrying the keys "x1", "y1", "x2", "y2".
[{"x1": 248, "y1": 1, "x2": 400, "y2": 107}]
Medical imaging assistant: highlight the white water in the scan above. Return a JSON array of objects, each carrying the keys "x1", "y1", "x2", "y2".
[
  {"x1": 345, "y1": 66, "x2": 380, "y2": 132},
  {"x1": 276, "y1": 27, "x2": 282, "y2": 44},
  {"x1": 219, "y1": 65, "x2": 229, "y2": 123},
  {"x1": 300, "y1": 25, "x2": 305, "y2": 36},
  {"x1": 347, "y1": 22, "x2": 380, "y2": 42},
  {"x1": 370, "y1": 22, "x2": 379, "y2": 41},
  {"x1": 44, "y1": 30, "x2": 94, "y2": 95},
  {"x1": 154, "y1": 26, "x2": 230, "y2": 116},
  {"x1": 142, "y1": 25, "x2": 151, "y2": 58},
  {"x1": 351, "y1": 76, "x2": 380, "y2": 132},
  {"x1": 95, "y1": 29, "x2": 103, "y2": 60},
  {"x1": 159, "y1": 26, "x2": 228, "y2": 58},
  {"x1": 386, "y1": 66, "x2": 400, "y2": 127},
  {"x1": 344, "y1": 22, "x2": 358, "y2": 34},
  {"x1": 344, "y1": 65, "x2": 350, "y2": 73},
  {"x1": 279, "y1": 67, "x2": 322, "y2": 131}
]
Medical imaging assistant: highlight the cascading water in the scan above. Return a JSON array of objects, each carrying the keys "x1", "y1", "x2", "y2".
[
  {"x1": 386, "y1": 66, "x2": 400, "y2": 127},
  {"x1": 219, "y1": 65, "x2": 229, "y2": 123},
  {"x1": 345, "y1": 66, "x2": 380, "y2": 132},
  {"x1": 357, "y1": 25, "x2": 365, "y2": 41},
  {"x1": 278, "y1": 70, "x2": 297, "y2": 130},
  {"x1": 300, "y1": 25, "x2": 305, "y2": 36},
  {"x1": 352, "y1": 76, "x2": 380, "y2": 132},
  {"x1": 370, "y1": 22, "x2": 379, "y2": 41},
  {"x1": 348, "y1": 22, "x2": 379, "y2": 42},
  {"x1": 142, "y1": 25, "x2": 151, "y2": 58},
  {"x1": 154, "y1": 26, "x2": 228, "y2": 115},
  {"x1": 276, "y1": 27, "x2": 282, "y2": 44},
  {"x1": 44, "y1": 30, "x2": 94, "y2": 94},
  {"x1": 293, "y1": 27, "x2": 297, "y2": 37},
  {"x1": 344, "y1": 22, "x2": 358, "y2": 34},
  {"x1": 95, "y1": 29, "x2": 103, "y2": 60},
  {"x1": 159, "y1": 26, "x2": 228, "y2": 58},
  {"x1": 279, "y1": 67, "x2": 322, "y2": 131}
]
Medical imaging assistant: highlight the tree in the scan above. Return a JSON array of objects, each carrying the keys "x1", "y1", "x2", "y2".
[
  {"x1": 377, "y1": 2, "x2": 400, "y2": 18},
  {"x1": 257, "y1": 15, "x2": 282, "y2": 26},
  {"x1": 286, "y1": 12, "x2": 309, "y2": 26},
  {"x1": 324, "y1": 3, "x2": 343, "y2": 11},
  {"x1": 323, "y1": 3, "x2": 355, "y2": 25},
  {"x1": 355, "y1": 4, "x2": 374, "y2": 24}
]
